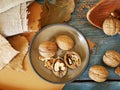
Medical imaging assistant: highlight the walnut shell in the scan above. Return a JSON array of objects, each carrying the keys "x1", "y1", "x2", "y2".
[
  {"x1": 56, "y1": 35, "x2": 74, "y2": 50},
  {"x1": 64, "y1": 51, "x2": 81, "y2": 69},
  {"x1": 103, "y1": 50, "x2": 120, "y2": 67},
  {"x1": 89, "y1": 65, "x2": 109, "y2": 82},
  {"x1": 52, "y1": 57, "x2": 67, "y2": 78},
  {"x1": 39, "y1": 41, "x2": 57, "y2": 58},
  {"x1": 103, "y1": 17, "x2": 120, "y2": 36}
]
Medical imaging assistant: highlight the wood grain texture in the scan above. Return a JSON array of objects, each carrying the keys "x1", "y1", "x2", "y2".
[
  {"x1": 67, "y1": 0, "x2": 120, "y2": 81},
  {"x1": 63, "y1": 81, "x2": 120, "y2": 90}
]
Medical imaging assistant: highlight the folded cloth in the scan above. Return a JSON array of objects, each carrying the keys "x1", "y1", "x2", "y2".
[
  {"x1": 0, "y1": 3, "x2": 28, "y2": 36},
  {"x1": 0, "y1": 0, "x2": 34, "y2": 13},
  {"x1": 0, "y1": 34, "x2": 19, "y2": 70}
]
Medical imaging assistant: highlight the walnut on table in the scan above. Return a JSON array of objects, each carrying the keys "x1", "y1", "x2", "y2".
[
  {"x1": 103, "y1": 17, "x2": 120, "y2": 36},
  {"x1": 103, "y1": 50, "x2": 120, "y2": 67},
  {"x1": 89, "y1": 65, "x2": 109, "y2": 82}
]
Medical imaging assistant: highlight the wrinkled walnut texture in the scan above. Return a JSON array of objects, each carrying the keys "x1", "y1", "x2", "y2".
[
  {"x1": 89, "y1": 65, "x2": 109, "y2": 82},
  {"x1": 103, "y1": 50, "x2": 120, "y2": 67}
]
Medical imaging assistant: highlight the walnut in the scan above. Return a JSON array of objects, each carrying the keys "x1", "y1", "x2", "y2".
[
  {"x1": 89, "y1": 65, "x2": 109, "y2": 82},
  {"x1": 103, "y1": 50, "x2": 120, "y2": 67},
  {"x1": 52, "y1": 57, "x2": 67, "y2": 78},
  {"x1": 39, "y1": 55, "x2": 51, "y2": 61},
  {"x1": 38, "y1": 41, "x2": 57, "y2": 58},
  {"x1": 44, "y1": 58, "x2": 55, "y2": 70},
  {"x1": 64, "y1": 51, "x2": 81, "y2": 69},
  {"x1": 103, "y1": 17, "x2": 120, "y2": 36},
  {"x1": 56, "y1": 35, "x2": 74, "y2": 50},
  {"x1": 115, "y1": 66, "x2": 120, "y2": 76}
]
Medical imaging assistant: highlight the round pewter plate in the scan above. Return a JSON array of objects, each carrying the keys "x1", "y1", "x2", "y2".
[{"x1": 29, "y1": 24, "x2": 90, "y2": 83}]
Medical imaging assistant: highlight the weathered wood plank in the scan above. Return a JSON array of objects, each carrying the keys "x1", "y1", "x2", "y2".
[{"x1": 63, "y1": 81, "x2": 120, "y2": 90}]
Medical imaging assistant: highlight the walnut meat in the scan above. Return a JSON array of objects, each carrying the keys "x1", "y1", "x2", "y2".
[
  {"x1": 39, "y1": 55, "x2": 51, "y2": 61},
  {"x1": 44, "y1": 58, "x2": 54, "y2": 70},
  {"x1": 56, "y1": 35, "x2": 74, "y2": 50},
  {"x1": 103, "y1": 50, "x2": 120, "y2": 67},
  {"x1": 64, "y1": 51, "x2": 81, "y2": 69},
  {"x1": 52, "y1": 57, "x2": 67, "y2": 78},
  {"x1": 89, "y1": 65, "x2": 109, "y2": 82},
  {"x1": 103, "y1": 17, "x2": 120, "y2": 36},
  {"x1": 38, "y1": 41, "x2": 57, "y2": 58}
]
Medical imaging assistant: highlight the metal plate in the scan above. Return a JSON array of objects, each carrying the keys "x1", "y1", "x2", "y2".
[{"x1": 29, "y1": 24, "x2": 90, "y2": 83}]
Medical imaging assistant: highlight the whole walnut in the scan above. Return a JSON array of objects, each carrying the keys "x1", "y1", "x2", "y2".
[
  {"x1": 103, "y1": 50, "x2": 120, "y2": 67},
  {"x1": 89, "y1": 65, "x2": 109, "y2": 82},
  {"x1": 56, "y1": 35, "x2": 74, "y2": 50},
  {"x1": 103, "y1": 17, "x2": 120, "y2": 36},
  {"x1": 39, "y1": 41, "x2": 57, "y2": 58}
]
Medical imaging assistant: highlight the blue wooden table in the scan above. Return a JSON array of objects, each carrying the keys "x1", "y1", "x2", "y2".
[
  {"x1": 39, "y1": 0, "x2": 120, "y2": 89},
  {"x1": 63, "y1": 0, "x2": 120, "y2": 89}
]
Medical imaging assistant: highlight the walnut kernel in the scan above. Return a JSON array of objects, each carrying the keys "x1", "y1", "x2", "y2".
[
  {"x1": 64, "y1": 51, "x2": 81, "y2": 69},
  {"x1": 44, "y1": 58, "x2": 54, "y2": 70},
  {"x1": 52, "y1": 57, "x2": 67, "y2": 78}
]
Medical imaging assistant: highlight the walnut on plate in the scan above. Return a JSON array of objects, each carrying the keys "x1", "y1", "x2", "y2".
[
  {"x1": 56, "y1": 35, "x2": 74, "y2": 50},
  {"x1": 38, "y1": 41, "x2": 58, "y2": 58},
  {"x1": 64, "y1": 51, "x2": 81, "y2": 69},
  {"x1": 103, "y1": 50, "x2": 120, "y2": 67},
  {"x1": 52, "y1": 57, "x2": 67, "y2": 78},
  {"x1": 44, "y1": 58, "x2": 55, "y2": 70},
  {"x1": 39, "y1": 55, "x2": 54, "y2": 70}
]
